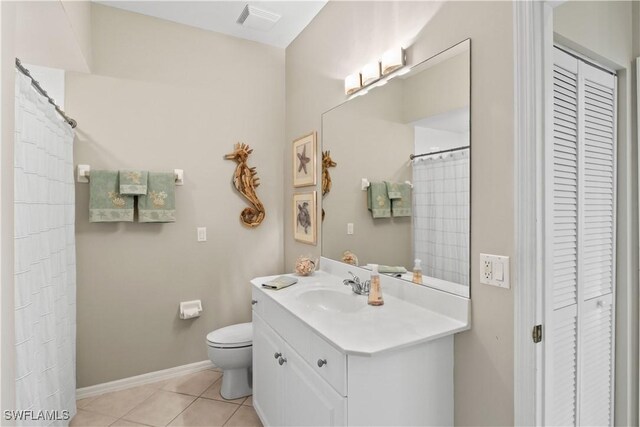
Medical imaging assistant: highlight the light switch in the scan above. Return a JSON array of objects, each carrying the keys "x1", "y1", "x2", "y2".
[
  {"x1": 197, "y1": 227, "x2": 207, "y2": 242},
  {"x1": 494, "y1": 261, "x2": 504, "y2": 281},
  {"x1": 479, "y1": 253, "x2": 510, "y2": 289},
  {"x1": 347, "y1": 223, "x2": 354, "y2": 235}
]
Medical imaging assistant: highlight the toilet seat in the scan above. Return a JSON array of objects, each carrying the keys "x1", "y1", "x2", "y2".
[{"x1": 207, "y1": 322, "x2": 252, "y2": 348}]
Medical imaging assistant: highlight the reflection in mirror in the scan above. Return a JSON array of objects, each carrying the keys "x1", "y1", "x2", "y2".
[{"x1": 321, "y1": 40, "x2": 470, "y2": 297}]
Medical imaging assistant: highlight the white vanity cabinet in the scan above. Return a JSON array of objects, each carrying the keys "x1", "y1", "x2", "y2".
[
  {"x1": 253, "y1": 314, "x2": 346, "y2": 426},
  {"x1": 251, "y1": 267, "x2": 467, "y2": 427}
]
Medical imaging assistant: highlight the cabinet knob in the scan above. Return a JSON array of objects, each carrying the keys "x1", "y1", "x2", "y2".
[
  {"x1": 317, "y1": 359, "x2": 327, "y2": 368},
  {"x1": 274, "y1": 352, "x2": 282, "y2": 359},
  {"x1": 278, "y1": 357, "x2": 287, "y2": 366},
  {"x1": 251, "y1": 299, "x2": 258, "y2": 305}
]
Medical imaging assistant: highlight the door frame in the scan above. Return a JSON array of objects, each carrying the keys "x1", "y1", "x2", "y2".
[
  {"x1": 514, "y1": 2, "x2": 637, "y2": 425},
  {"x1": 513, "y1": 2, "x2": 557, "y2": 424}
]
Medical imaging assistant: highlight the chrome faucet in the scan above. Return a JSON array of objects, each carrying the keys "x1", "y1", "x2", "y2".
[{"x1": 343, "y1": 272, "x2": 370, "y2": 295}]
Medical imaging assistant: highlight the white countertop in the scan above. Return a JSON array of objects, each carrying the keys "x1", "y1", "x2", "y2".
[{"x1": 251, "y1": 264, "x2": 470, "y2": 356}]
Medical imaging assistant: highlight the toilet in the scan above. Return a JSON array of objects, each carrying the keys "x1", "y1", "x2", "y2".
[{"x1": 206, "y1": 322, "x2": 253, "y2": 400}]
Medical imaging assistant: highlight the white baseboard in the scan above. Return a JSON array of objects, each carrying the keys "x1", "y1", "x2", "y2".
[{"x1": 76, "y1": 360, "x2": 215, "y2": 400}]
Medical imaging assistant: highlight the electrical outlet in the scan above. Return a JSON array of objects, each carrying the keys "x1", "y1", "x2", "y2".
[
  {"x1": 480, "y1": 253, "x2": 510, "y2": 289},
  {"x1": 483, "y1": 259, "x2": 492, "y2": 281}
]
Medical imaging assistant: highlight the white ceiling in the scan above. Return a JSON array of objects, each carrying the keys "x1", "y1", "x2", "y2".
[{"x1": 96, "y1": 1, "x2": 327, "y2": 48}]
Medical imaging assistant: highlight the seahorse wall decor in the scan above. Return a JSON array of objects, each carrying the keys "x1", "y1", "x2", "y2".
[
  {"x1": 322, "y1": 150, "x2": 337, "y2": 197},
  {"x1": 224, "y1": 143, "x2": 266, "y2": 227},
  {"x1": 321, "y1": 150, "x2": 337, "y2": 221}
]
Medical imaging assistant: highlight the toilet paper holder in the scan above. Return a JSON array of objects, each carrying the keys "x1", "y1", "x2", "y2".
[{"x1": 179, "y1": 300, "x2": 203, "y2": 319}]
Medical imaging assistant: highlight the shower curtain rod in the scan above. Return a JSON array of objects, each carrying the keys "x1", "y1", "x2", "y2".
[
  {"x1": 409, "y1": 145, "x2": 469, "y2": 160},
  {"x1": 15, "y1": 58, "x2": 77, "y2": 129}
]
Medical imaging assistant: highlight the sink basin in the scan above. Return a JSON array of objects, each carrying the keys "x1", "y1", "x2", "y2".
[{"x1": 297, "y1": 289, "x2": 365, "y2": 313}]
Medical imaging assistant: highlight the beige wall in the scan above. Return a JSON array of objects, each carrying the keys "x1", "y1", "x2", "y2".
[
  {"x1": 61, "y1": 1, "x2": 92, "y2": 70},
  {"x1": 554, "y1": 2, "x2": 639, "y2": 425},
  {"x1": 15, "y1": 1, "x2": 91, "y2": 72},
  {"x1": 554, "y1": 0, "x2": 632, "y2": 68},
  {"x1": 67, "y1": 4, "x2": 285, "y2": 387},
  {"x1": 285, "y1": 2, "x2": 514, "y2": 425}
]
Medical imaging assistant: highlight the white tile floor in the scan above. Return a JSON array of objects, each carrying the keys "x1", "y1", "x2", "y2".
[{"x1": 71, "y1": 369, "x2": 261, "y2": 427}]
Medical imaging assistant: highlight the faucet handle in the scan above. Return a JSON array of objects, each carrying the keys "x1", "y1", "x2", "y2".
[{"x1": 347, "y1": 271, "x2": 360, "y2": 284}]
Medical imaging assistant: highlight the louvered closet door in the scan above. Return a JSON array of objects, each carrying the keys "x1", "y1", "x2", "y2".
[
  {"x1": 545, "y1": 47, "x2": 616, "y2": 427},
  {"x1": 545, "y1": 48, "x2": 580, "y2": 427},
  {"x1": 578, "y1": 54, "x2": 616, "y2": 427}
]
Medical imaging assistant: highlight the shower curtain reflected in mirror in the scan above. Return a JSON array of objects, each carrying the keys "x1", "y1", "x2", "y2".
[
  {"x1": 412, "y1": 149, "x2": 470, "y2": 287},
  {"x1": 14, "y1": 72, "x2": 77, "y2": 424}
]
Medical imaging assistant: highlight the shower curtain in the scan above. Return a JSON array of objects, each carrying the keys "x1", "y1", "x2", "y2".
[
  {"x1": 412, "y1": 149, "x2": 470, "y2": 287},
  {"x1": 14, "y1": 72, "x2": 76, "y2": 424}
]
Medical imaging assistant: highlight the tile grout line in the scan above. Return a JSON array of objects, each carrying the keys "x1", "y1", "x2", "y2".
[
  {"x1": 200, "y1": 377, "x2": 248, "y2": 406},
  {"x1": 80, "y1": 381, "x2": 164, "y2": 421},
  {"x1": 118, "y1": 387, "x2": 162, "y2": 424},
  {"x1": 162, "y1": 375, "x2": 222, "y2": 427},
  {"x1": 164, "y1": 394, "x2": 200, "y2": 427},
  {"x1": 82, "y1": 387, "x2": 158, "y2": 421},
  {"x1": 110, "y1": 417, "x2": 153, "y2": 427},
  {"x1": 222, "y1": 400, "x2": 244, "y2": 427}
]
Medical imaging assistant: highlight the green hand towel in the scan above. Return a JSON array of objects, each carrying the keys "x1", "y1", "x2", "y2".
[
  {"x1": 119, "y1": 170, "x2": 148, "y2": 195},
  {"x1": 138, "y1": 172, "x2": 176, "y2": 223},
  {"x1": 367, "y1": 182, "x2": 390, "y2": 218},
  {"x1": 378, "y1": 265, "x2": 407, "y2": 274},
  {"x1": 89, "y1": 170, "x2": 134, "y2": 222},
  {"x1": 390, "y1": 182, "x2": 412, "y2": 217},
  {"x1": 385, "y1": 181, "x2": 402, "y2": 200}
]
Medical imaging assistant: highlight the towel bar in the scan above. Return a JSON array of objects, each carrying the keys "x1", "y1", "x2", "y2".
[
  {"x1": 76, "y1": 165, "x2": 184, "y2": 185},
  {"x1": 361, "y1": 178, "x2": 412, "y2": 191}
]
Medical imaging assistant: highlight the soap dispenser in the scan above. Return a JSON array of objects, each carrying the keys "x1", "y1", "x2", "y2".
[
  {"x1": 368, "y1": 264, "x2": 384, "y2": 306},
  {"x1": 412, "y1": 259, "x2": 423, "y2": 285}
]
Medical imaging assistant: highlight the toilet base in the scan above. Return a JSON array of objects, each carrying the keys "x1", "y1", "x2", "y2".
[{"x1": 220, "y1": 367, "x2": 252, "y2": 400}]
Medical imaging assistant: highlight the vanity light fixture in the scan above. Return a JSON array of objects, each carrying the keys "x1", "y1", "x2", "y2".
[
  {"x1": 344, "y1": 46, "x2": 408, "y2": 97},
  {"x1": 344, "y1": 72, "x2": 362, "y2": 95},
  {"x1": 361, "y1": 61, "x2": 381, "y2": 86},
  {"x1": 381, "y1": 47, "x2": 406, "y2": 75}
]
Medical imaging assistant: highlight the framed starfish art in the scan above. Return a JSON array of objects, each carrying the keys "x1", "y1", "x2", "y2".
[{"x1": 293, "y1": 131, "x2": 317, "y2": 187}]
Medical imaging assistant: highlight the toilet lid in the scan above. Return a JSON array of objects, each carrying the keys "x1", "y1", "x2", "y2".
[{"x1": 207, "y1": 322, "x2": 252, "y2": 348}]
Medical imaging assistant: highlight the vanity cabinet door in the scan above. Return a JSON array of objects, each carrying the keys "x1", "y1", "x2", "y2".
[
  {"x1": 253, "y1": 314, "x2": 284, "y2": 427},
  {"x1": 254, "y1": 311, "x2": 346, "y2": 427},
  {"x1": 282, "y1": 340, "x2": 346, "y2": 427}
]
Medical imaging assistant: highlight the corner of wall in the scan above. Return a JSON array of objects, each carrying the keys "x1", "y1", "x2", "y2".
[{"x1": 60, "y1": 0, "x2": 93, "y2": 72}]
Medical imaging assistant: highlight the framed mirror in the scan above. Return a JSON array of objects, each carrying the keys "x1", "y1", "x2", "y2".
[{"x1": 321, "y1": 39, "x2": 470, "y2": 298}]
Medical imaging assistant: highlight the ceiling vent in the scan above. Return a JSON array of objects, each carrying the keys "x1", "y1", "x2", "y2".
[{"x1": 236, "y1": 4, "x2": 281, "y2": 31}]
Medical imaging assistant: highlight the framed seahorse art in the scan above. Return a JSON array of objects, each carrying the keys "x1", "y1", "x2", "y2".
[
  {"x1": 293, "y1": 191, "x2": 317, "y2": 245},
  {"x1": 292, "y1": 131, "x2": 317, "y2": 187}
]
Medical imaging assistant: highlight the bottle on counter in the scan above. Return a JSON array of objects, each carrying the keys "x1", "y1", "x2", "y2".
[
  {"x1": 368, "y1": 264, "x2": 384, "y2": 306},
  {"x1": 412, "y1": 259, "x2": 423, "y2": 285}
]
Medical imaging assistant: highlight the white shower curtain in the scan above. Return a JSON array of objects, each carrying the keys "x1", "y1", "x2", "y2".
[
  {"x1": 412, "y1": 149, "x2": 470, "y2": 287},
  {"x1": 14, "y1": 72, "x2": 76, "y2": 424}
]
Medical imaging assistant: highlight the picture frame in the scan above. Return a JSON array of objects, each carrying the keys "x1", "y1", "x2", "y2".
[
  {"x1": 293, "y1": 131, "x2": 317, "y2": 187},
  {"x1": 293, "y1": 191, "x2": 317, "y2": 245}
]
